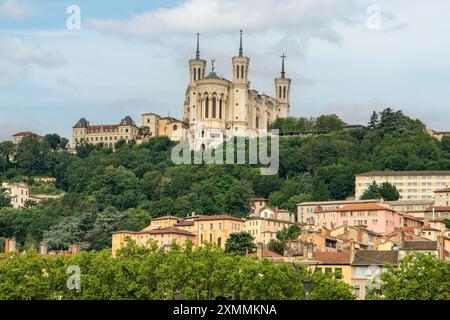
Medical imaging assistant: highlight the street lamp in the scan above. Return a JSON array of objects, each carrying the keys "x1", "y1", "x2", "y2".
[{"x1": 302, "y1": 280, "x2": 312, "y2": 300}]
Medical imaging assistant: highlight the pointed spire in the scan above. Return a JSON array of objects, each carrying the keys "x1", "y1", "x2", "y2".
[
  {"x1": 281, "y1": 54, "x2": 286, "y2": 78},
  {"x1": 196, "y1": 33, "x2": 200, "y2": 60},
  {"x1": 239, "y1": 29, "x2": 243, "y2": 57}
]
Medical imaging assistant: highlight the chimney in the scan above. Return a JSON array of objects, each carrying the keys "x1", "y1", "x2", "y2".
[
  {"x1": 257, "y1": 242, "x2": 263, "y2": 260},
  {"x1": 302, "y1": 241, "x2": 308, "y2": 259},
  {"x1": 5, "y1": 238, "x2": 16, "y2": 253},
  {"x1": 307, "y1": 241, "x2": 314, "y2": 260},
  {"x1": 350, "y1": 240, "x2": 356, "y2": 262},
  {"x1": 40, "y1": 243, "x2": 48, "y2": 255},
  {"x1": 69, "y1": 244, "x2": 81, "y2": 255},
  {"x1": 437, "y1": 235, "x2": 445, "y2": 262},
  {"x1": 400, "y1": 231, "x2": 405, "y2": 249}
]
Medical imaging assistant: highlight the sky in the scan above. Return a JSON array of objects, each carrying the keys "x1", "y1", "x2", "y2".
[{"x1": 0, "y1": 0, "x2": 449, "y2": 142}]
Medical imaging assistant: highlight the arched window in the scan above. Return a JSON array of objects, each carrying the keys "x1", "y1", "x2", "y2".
[
  {"x1": 212, "y1": 97, "x2": 217, "y2": 118},
  {"x1": 279, "y1": 86, "x2": 282, "y2": 98},
  {"x1": 237, "y1": 66, "x2": 240, "y2": 79},
  {"x1": 193, "y1": 68, "x2": 197, "y2": 81},
  {"x1": 198, "y1": 68, "x2": 201, "y2": 80},
  {"x1": 217, "y1": 237, "x2": 222, "y2": 247},
  {"x1": 173, "y1": 125, "x2": 178, "y2": 131},
  {"x1": 241, "y1": 65, "x2": 244, "y2": 79},
  {"x1": 201, "y1": 131, "x2": 205, "y2": 138},
  {"x1": 283, "y1": 86, "x2": 286, "y2": 98},
  {"x1": 256, "y1": 116, "x2": 259, "y2": 129},
  {"x1": 219, "y1": 98, "x2": 223, "y2": 119},
  {"x1": 205, "y1": 97, "x2": 209, "y2": 118}
]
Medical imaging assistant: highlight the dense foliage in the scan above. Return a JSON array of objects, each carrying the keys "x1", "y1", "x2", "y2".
[
  {"x1": 1, "y1": 108, "x2": 450, "y2": 251},
  {"x1": 367, "y1": 253, "x2": 450, "y2": 300},
  {"x1": 360, "y1": 181, "x2": 400, "y2": 201},
  {"x1": 224, "y1": 232, "x2": 256, "y2": 255},
  {"x1": 0, "y1": 241, "x2": 354, "y2": 300},
  {"x1": 269, "y1": 224, "x2": 302, "y2": 255}
]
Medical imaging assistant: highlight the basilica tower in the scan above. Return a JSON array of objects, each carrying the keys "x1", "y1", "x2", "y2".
[
  {"x1": 184, "y1": 34, "x2": 207, "y2": 123},
  {"x1": 274, "y1": 54, "x2": 291, "y2": 118},
  {"x1": 231, "y1": 30, "x2": 250, "y2": 134}
]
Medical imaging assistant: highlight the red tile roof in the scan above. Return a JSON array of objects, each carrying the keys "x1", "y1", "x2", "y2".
[
  {"x1": 195, "y1": 215, "x2": 244, "y2": 222},
  {"x1": 248, "y1": 248, "x2": 283, "y2": 258},
  {"x1": 434, "y1": 188, "x2": 450, "y2": 193},
  {"x1": 334, "y1": 203, "x2": 395, "y2": 212},
  {"x1": 151, "y1": 215, "x2": 179, "y2": 221},
  {"x1": 13, "y1": 131, "x2": 35, "y2": 137},
  {"x1": 312, "y1": 252, "x2": 351, "y2": 265},
  {"x1": 425, "y1": 206, "x2": 450, "y2": 212}
]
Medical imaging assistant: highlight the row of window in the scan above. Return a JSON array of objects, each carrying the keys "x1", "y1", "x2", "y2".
[
  {"x1": 202, "y1": 97, "x2": 223, "y2": 119},
  {"x1": 193, "y1": 67, "x2": 203, "y2": 81},
  {"x1": 278, "y1": 85, "x2": 288, "y2": 99},
  {"x1": 75, "y1": 136, "x2": 130, "y2": 143}
]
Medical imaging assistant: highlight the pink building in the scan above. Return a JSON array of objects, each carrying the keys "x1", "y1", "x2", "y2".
[{"x1": 315, "y1": 203, "x2": 422, "y2": 235}]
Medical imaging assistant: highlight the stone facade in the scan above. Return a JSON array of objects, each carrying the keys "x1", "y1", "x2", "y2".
[
  {"x1": 183, "y1": 32, "x2": 292, "y2": 150},
  {"x1": 72, "y1": 116, "x2": 139, "y2": 148}
]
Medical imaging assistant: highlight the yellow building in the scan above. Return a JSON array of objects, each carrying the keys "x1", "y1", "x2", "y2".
[
  {"x1": 244, "y1": 216, "x2": 296, "y2": 245},
  {"x1": 355, "y1": 171, "x2": 450, "y2": 201},
  {"x1": 143, "y1": 215, "x2": 180, "y2": 230},
  {"x1": 434, "y1": 188, "x2": 450, "y2": 206},
  {"x1": 187, "y1": 214, "x2": 245, "y2": 249},
  {"x1": 141, "y1": 113, "x2": 188, "y2": 142},
  {"x1": 311, "y1": 252, "x2": 352, "y2": 286},
  {"x1": 112, "y1": 214, "x2": 245, "y2": 254},
  {"x1": 112, "y1": 227, "x2": 196, "y2": 256}
]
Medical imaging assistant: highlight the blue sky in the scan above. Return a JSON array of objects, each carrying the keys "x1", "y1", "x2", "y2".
[{"x1": 0, "y1": 0, "x2": 449, "y2": 142}]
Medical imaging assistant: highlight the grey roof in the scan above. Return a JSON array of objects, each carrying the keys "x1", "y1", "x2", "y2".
[
  {"x1": 205, "y1": 72, "x2": 221, "y2": 80},
  {"x1": 119, "y1": 116, "x2": 136, "y2": 127},
  {"x1": 351, "y1": 250, "x2": 399, "y2": 266},
  {"x1": 402, "y1": 241, "x2": 438, "y2": 251},
  {"x1": 73, "y1": 118, "x2": 88, "y2": 128}
]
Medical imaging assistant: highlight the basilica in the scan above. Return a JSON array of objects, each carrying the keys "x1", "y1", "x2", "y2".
[{"x1": 183, "y1": 31, "x2": 292, "y2": 150}]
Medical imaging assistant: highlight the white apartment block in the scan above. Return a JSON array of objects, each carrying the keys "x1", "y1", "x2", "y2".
[
  {"x1": 1, "y1": 182, "x2": 30, "y2": 209},
  {"x1": 355, "y1": 171, "x2": 450, "y2": 201}
]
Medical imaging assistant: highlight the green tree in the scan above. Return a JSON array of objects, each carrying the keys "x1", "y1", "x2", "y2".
[
  {"x1": 379, "y1": 182, "x2": 400, "y2": 201},
  {"x1": 15, "y1": 136, "x2": 50, "y2": 175},
  {"x1": 0, "y1": 188, "x2": 12, "y2": 208},
  {"x1": 224, "y1": 232, "x2": 256, "y2": 255},
  {"x1": 268, "y1": 239, "x2": 285, "y2": 256},
  {"x1": 367, "y1": 253, "x2": 450, "y2": 300},
  {"x1": 368, "y1": 111, "x2": 379, "y2": 129},
  {"x1": 360, "y1": 181, "x2": 383, "y2": 200},
  {"x1": 314, "y1": 114, "x2": 345, "y2": 133}
]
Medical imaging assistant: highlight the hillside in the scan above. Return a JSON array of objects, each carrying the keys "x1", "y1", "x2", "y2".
[{"x1": 1, "y1": 108, "x2": 449, "y2": 251}]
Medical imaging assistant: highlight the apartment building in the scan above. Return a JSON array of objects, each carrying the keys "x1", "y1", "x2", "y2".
[
  {"x1": 112, "y1": 214, "x2": 245, "y2": 255},
  {"x1": 355, "y1": 171, "x2": 450, "y2": 200},
  {"x1": 112, "y1": 228, "x2": 196, "y2": 256},
  {"x1": 244, "y1": 216, "x2": 296, "y2": 245},
  {"x1": 314, "y1": 203, "x2": 423, "y2": 235},
  {"x1": 434, "y1": 188, "x2": 450, "y2": 206}
]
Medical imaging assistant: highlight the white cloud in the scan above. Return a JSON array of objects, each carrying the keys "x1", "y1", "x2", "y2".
[
  {"x1": 0, "y1": 0, "x2": 33, "y2": 20},
  {"x1": 89, "y1": 0, "x2": 357, "y2": 44},
  {"x1": 0, "y1": 37, "x2": 65, "y2": 87}
]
